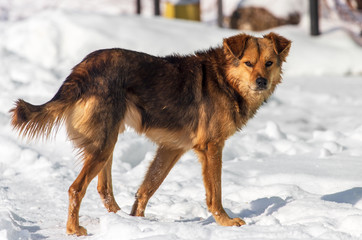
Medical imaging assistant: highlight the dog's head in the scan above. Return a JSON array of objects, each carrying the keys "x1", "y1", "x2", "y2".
[{"x1": 223, "y1": 32, "x2": 291, "y2": 101}]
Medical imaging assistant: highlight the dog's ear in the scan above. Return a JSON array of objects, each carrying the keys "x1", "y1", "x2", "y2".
[
  {"x1": 223, "y1": 34, "x2": 250, "y2": 59},
  {"x1": 264, "y1": 32, "x2": 291, "y2": 62}
]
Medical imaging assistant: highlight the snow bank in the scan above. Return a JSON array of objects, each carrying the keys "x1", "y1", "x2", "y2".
[{"x1": 0, "y1": 9, "x2": 362, "y2": 240}]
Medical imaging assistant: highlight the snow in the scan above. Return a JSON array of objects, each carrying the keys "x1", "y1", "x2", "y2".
[{"x1": 1, "y1": 5, "x2": 362, "y2": 240}]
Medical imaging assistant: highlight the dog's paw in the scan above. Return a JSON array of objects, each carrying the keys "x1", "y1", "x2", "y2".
[
  {"x1": 105, "y1": 202, "x2": 121, "y2": 213},
  {"x1": 229, "y1": 217, "x2": 246, "y2": 226},
  {"x1": 66, "y1": 225, "x2": 88, "y2": 236},
  {"x1": 216, "y1": 216, "x2": 246, "y2": 227}
]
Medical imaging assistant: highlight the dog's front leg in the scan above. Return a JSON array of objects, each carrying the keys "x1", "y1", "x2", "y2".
[
  {"x1": 196, "y1": 142, "x2": 245, "y2": 227},
  {"x1": 131, "y1": 146, "x2": 185, "y2": 217}
]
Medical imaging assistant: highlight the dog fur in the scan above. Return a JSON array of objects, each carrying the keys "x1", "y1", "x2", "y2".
[{"x1": 10, "y1": 32, "x2": 291, "y2": 236}]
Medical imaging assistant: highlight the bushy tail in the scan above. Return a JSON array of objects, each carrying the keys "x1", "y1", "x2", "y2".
[
  {"x1": 10, "y1": 58, "x2": 91, "y2": 140},
  {"x1": 10, "y1": 98, "x2": 71, "y2": 140}
]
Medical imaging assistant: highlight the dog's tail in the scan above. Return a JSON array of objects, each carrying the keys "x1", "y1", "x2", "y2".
[
  {"x1": 10, "y1": 99, "x2": 68, "y2": 139},
  {"x1": 10, "y1": 70, "x2": 85, "y2": 140}
]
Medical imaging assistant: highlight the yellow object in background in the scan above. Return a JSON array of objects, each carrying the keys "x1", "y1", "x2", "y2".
[{"x1": 164, "y1": 1, "x2": 200, "y2": 21}]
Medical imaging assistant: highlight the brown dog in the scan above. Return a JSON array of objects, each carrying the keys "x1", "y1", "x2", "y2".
[{"x1": 10, "y1": 32, "x2": 291, "y2": 236}]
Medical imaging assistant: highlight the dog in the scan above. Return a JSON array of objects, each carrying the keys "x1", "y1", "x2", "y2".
[{"x1": 10, "y1": 32, "x2": 291, "y2": 236}]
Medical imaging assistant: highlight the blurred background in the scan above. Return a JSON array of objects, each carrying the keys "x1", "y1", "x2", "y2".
[
  {"x1": 1, "y1": 0, "x2": 361, "y2": 78},
  {"x1": 1, "y1": 0, "x2": 361, "y2": 39}
]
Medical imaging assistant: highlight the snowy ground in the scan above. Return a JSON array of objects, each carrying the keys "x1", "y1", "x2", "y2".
[{"x1": 1, "y1": 8, "x2": 362, "y2": 240}]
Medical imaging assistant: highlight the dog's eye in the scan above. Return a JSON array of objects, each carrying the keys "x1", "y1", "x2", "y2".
[
  {"x1": 245, "y1": 61, "x2": 253, "y2": 67},
  {"x1": 265, "y1": 61, "x2": 273, "y2": 67}
]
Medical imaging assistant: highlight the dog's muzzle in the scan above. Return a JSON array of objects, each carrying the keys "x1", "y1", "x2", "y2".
[{"x1": 256, "y1": 77, "x2": 268, "y2": 90}]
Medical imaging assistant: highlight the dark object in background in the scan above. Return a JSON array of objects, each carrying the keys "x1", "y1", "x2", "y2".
[
  {"x1": 217, "y1": 0, "x2": 223, "y2": 27},
  {"x1": 229, "y1": 7, "x2": 300, "y2": 31},
  {"x1": 310, "y1": 0, "x2": 320, "y2": 36},
  {"x1": 154, "y1": 0, "x2": 160, "y2": 16},
  {"x1": 135, "y1": 0, "x2": 160, "y2": 16}
]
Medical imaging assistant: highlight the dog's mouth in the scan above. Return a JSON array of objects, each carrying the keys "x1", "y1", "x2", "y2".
[{"x1": 249, "y1": 86, "x2": 268, "y2": 93}]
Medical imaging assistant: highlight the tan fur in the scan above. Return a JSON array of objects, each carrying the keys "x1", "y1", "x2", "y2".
[
  {"x1": 123, "y1": 102, "x2": 143, "y2": 134},
  {"x1": 10, "y1": 33, "x2": 291, "y2": 236}
]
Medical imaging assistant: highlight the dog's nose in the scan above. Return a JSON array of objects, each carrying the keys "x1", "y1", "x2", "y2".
[{"x1": 256, "y1": 77, "x2": 268, "y2": 90}]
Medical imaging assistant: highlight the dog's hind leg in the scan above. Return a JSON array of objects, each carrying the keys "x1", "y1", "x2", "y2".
[
  {"x1": 67, "y1": 156, "x2": 107, "y2": 236},
  {"x1": 131, "y1": 146, "x2": 185, "y2": 217},
  {"x1": 65, "y1": 98, "x2": 123, "y2": 236},
  {"x1": 66, "y1": 133, "x2": 119, "y2": 236},
  {"x1": 97, "y1": 154, "x2": 121, "y2": 213}
]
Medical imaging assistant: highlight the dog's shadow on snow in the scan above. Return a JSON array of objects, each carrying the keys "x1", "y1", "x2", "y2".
[
  {"x1": 228, "y1": 196, "x2": 292, "y2": 224},
  {"x1": 237, "y1": 196, "x2": 290, "y2": 219},
  {"x1": 321, "y1": 187, "x2": 362, "y2": 205},
  {"x1": 180, "y1": 189, "x2": 362, "y2": 226},
  {"x1": 8, "y1": 211, "x2": 46, "y2": 239},
  {"x1": 199, "y1": 196, "x2": 290, "y2": 225}
]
